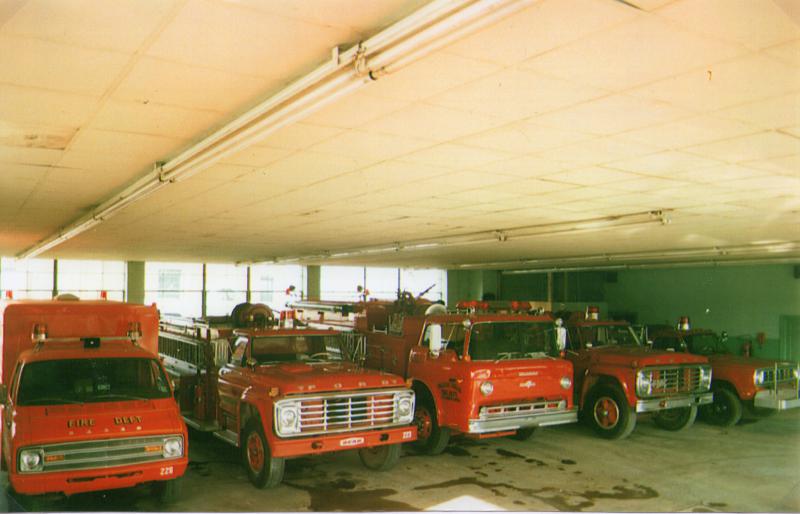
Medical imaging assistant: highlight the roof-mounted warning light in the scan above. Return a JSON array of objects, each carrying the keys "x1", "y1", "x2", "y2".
[
  {"x1": 677, "y1": 316, "x2": 691, "y2": 331},
  {"x1": 32, "y1": 323, "x2": 47, "y2": 343},
  {"x1": 4, "y1": 290, "x2": 12, "y2": 300},
  {"x1": 100, "y1": 290, "x2": 108, "y2": 300},
  {"x1": 127, "y1": 322, "x2": 142, "y2": 344},
  {"x1": 586, "y1": 306, "x2": 600, "y2": 320},
  {"x1": 455, "y1": 300, "x2": 489, "y2": 313}
]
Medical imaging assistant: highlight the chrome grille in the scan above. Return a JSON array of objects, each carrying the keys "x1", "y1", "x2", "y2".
[
  {"x1": 21, "y1": 435, "x2": 183, "y2": 473},
  {"x1": 640, "y1": 365, "x2": 708, "y2": 397},
  {"x1": 480, "y1": 399, "x2": 567, "y2": 420},
  {"x1": 275, "y1": 389, "x2": 413, "y2": 437},
  {"x1": 758, "y1": 366, "x2": 799, "y2": 390}
]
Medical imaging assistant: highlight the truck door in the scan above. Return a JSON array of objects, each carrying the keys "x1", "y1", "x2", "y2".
[{"x1": 217, "y1": 336, "x2": 251, "y2": 431}]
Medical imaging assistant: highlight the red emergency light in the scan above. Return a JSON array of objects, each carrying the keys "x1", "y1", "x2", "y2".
[
  {"x1": 4, "y1": 290, "x2": 12, "y2": 299},
  {"x1": 677, "y1": 316, "x2": 691, "y2": 331},
  {"x1": 32, "y1": 323, "x2": 47, "y2": 343},
  {"x1": 586, "y1": 306, "x2": 600, "y2": 320},
  {"x1": 100, "y1": 290, "x2": 108, "y2": 300},
  {"x1": 127, "y1": 321, "x2": 142, "y2": 343}
]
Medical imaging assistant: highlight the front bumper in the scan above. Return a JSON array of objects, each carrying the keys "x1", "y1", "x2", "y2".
[
  {"x1": 636, "y1": 392, "x2": 713, "y2": 413},
  {"x1": 271, "y1": 425, "x2": 416, "y2": 459},
  {"x1": 753, "y1": 388, "x2": 800, "y2": 410},
  {"x1": 9, "y1": 457, "x2": 187, "y2": 497},
  {"x1": 468, "y1": 408, "x2": 578, "y2": 434}
]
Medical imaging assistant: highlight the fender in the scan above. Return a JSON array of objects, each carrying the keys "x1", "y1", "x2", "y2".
[
  {"x1": 580, "y1": 364, "x2": 637, "y2": 408},
  {"x1": 712, "y1": 376, "x2": 753, "y2": 401},
  {"x1": 238, "y1": 387, "x2": 273, "y2": 447},
  {"x1": 412, "y1": 379, "x2": 449, "y2": 427}
]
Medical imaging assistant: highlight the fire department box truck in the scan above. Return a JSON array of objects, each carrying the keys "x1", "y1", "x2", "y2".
[
  {"x1": 564, "y1": 307, "x2": 713, "y2": 439},
  {"x1": 650, "y1": 318, "x2": 800, "y2": 427},
  {"x1": 341, "y1": 297, "x2": 577, "y2": 454},
  {"x1": 158, "y1": 303, "x2": 416, "y2": 489},
  {"x1": 0, "y1": 299, "x2": 187, "y2": 502}
]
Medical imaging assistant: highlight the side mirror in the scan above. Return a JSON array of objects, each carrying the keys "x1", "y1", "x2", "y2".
[{"x1": 428, "y1": 324, "x2": 443, "y2": 355}]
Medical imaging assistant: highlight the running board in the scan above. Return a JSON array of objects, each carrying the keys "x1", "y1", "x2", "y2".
[
  {"x1": 183, "y1": 416, "x2": 220, "y2": 432},
  {"x1": 213, "y1": 429, "x2": 239, "y2": 447}
]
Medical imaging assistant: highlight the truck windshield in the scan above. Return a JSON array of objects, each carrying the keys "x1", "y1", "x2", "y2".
[
  {"x1": 17, "y1": 358, "x2": 171, "y2": 406},
  {"x1": 686, "y1": 333, "x2": 727, "y2": 355},
  {"x1": 576, "y1": 325, "x2": 640, "y2": 348},
  {"x1": 468, "y1": 322, "x2": 558, "y2": 361},
  {"x1": 250, "y1": 335, "x2": 349, "y2": 364}
]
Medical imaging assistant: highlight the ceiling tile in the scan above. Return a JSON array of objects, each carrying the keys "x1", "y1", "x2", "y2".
[
  {"x1": 0, "y1": 84, "x2": 100, "y2": 128},
  {"x1": 257, "y1": 122, "x2": 343, "y2": 151},
  {"x1": 615, "y1": 115, "x2": 758, "y2": 150},
  {"x1": 713, "y1": 93, "x2": 800, "y2": 131},
  {"x1": 219, "y1": 146, "x2": 294, "y2": 168},
  {"x1": 353, "y1": 160, "x2": 452, "y2": 191},
  {"x1": 92, "y1": 99, "x2": 223, "y2": 139},
  {"x1": 445, "y1": 0, "x2": 639, "y2": 66},
  {"x1": 259, "y1": 151, "x2": 370, "y2": 188},
  {"x1": 522, "y1": 16, "x2": 743, "y2": 90},
  {"x1": 744, "y1": 154, "x2": 800, "y2": 177},
  {"x1": 304, "y1": 93, "x2": 412, "y2": 129},
  {"x1": 397, "y1": 143, "x2": 512, "y2": 170},
  {"x1": 656, "y1": 0, "x2": 800, "y2": 50},
  {"x1": 685, "y1": 131, "x2": 800, "y2": 163},
  {"x1": 113, "y1": 57, "x2": 268, "y2": 113},
  {"x1": 0, "y1": 146, "x2": 62, "y2": 166},
  {"x1": 539, "y1": 166, "x2": 643, "y2": 186},
  {"x1": 607, "y1": 150, "x2": 724, "y2": 175},
  {"x1": 0, "y1": 35, "x2": 130, "y2": 96},
  {"x1": 534, "y1": 94, "x2": 691, "y2": 137},
  {"x1": 455, "y1": 120, "x2": 593, "y2": 154},
  {"x1": 763, "y1": 39, "x2": 800, "y2": 67},
  {"x1": 478, "y1": 155, "x2": 566, "y2": 178},
  {"x1": 308, "y1": 130, "x2": 432, "y2": 163},
  {"x1": 428, "y1": 68, "x2": 608, "y2": 123},
  {"x1": 535, "y1": 137, "x2": 658, "y2": 169},
  {"x1": 364, "y1": 103, "x2": 503, "y2": 141},
  {"x1": 670, "y1": 164, "x2": 770, "y2": 183},
  {"x1": 628, "y1": 54, "x2": 800, "y2": 112},
  {"x1": 3, "y1": 0, "x2": 178, "y2": 52}
]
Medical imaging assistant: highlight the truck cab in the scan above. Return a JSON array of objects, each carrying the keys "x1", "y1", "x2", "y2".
[
  {"x1": 650, "y1": 318, "x2": 800, "y2": 426},
  {"x1": 158, "y1": 303, "x2": 416, "y2": 488},
  {"x1": 564, "y1": 307, "x2": 712, "y2": 439},
  {"x1": 0, "y1": 299, "x2": 187, "y2": 502},
  {"x1": 359, "y1": 298, "x2": 577, "y2": 454}
]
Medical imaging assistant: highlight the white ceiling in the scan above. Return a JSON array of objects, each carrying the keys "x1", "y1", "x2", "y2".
[{"x1": 1, "y1": 0, "x2": 798, "y2": 270}]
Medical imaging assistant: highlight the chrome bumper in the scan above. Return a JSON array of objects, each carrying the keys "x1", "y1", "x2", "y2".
[
  {"x1": 754, "y1": 389, "x2": 800, "y2": 410},
  {"x1": 468, "y1": 408, "x2": 578, "y2": 434},
  {"x1": 636, "y1": 392, "x2": 713, "y2": 413}
]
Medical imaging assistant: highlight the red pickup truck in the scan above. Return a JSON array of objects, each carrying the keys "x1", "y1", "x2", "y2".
[
  {"x1": 158, "y1": 304, "x2": 416, "y2": 488},
  {"x1": 564, "y1": 307, "x2": 712, "y2": 439},
  {"x1": 650, "y1": 319, "x2": 800, "y2": 426}
]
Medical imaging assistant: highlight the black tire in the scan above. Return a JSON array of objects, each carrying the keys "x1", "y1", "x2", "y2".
[
  {"x1": 654, "y1": 405, "x2": 698, "y2": 431},
  {"x1": 585, "y1": 384, "x2": 636, "y2": 440},
  {"x1": 358, "y1": 443, "x2": 401, "y2": 471},
  {"x1": 511, "y1": 427, "x2": 536, "y2": 441},
  {"x1": 413, "y1": 398, "x2": 450, "y2": 455},
  {"x1": 242, "y1": 420, "x2": 285, "y2": 488},
  {"x1": 156, "y1": 477, "x2": 183, "y2": 504},
  {"x1": 702, "y1": 386, "x2": 742, "y2": 427}
]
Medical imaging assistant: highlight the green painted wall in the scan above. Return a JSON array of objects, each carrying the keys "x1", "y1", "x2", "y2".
[
  {"x1": 604, "y1": 264, "x2": 800, "y2": 360},
  {"x1": 306, "y1": 265, "x2": 321, "y2": 300},
  {"x1": 126, "y1": 261, "x2": 145, "y2": 304}
]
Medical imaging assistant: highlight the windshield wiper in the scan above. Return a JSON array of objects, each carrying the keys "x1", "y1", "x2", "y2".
[
  {"x1": 22, "y1": 397, "x2": 84, "y2": 405},
  {"x1": 92, "y1": 393, "x2": 149, "y2": 401}
]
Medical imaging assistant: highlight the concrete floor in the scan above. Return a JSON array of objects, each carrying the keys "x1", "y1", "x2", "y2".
[{"x1": 3, "y1": 410, "x2": 799, "y2": 512}]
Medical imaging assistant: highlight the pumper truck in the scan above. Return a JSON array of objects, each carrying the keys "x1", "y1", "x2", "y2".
[
  {"x1": 0, "y1": 298, "x2": 187, "y2": 502},
  {"x1": 158, "y1": 303, "x2": 416, "y2": 488}
]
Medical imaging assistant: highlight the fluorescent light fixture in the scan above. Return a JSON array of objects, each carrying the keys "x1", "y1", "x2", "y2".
[{"x1": 18, "y1": 0, "x2": 532, "y2": 260}]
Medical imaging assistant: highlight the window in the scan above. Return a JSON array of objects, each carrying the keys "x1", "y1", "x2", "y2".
[
  {"x1": 206, "y1": 264, "x2": 247, "y2": 316},
  {"x1": 321, "y1": 266, "x2": 366, "y2": 301},
  {"x1": 144, "y1": 262, "x2": 203, "y2": 317},
  {"x1": 57, "y1": 260, "x2": 126, "y2": 301},
  {"x1": 0, "y1": 257, "x2": 54, "y2": 299},
  {"x1": 401, "y1": 268, "x2": 446, "y2": 302},
  {"x1": 250, "y1": 264, "x2": 304, "y2": 311}
]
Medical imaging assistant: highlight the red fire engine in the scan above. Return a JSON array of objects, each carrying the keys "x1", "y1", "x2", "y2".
[
  {"x1": 564, "y1": 306, "x2": 712, "y2": 439},
  {"x1": 295, "y1": 296, "x2": 577, "y2": 453},
  {"x1": 649, "y1": 317, "x2": 800, "y2": 426},
  {"x1": 158, "y1": 303, "x2": 416, "y2": 488},
  {"x1": 0, "y1": 298, "x2": 187, "y2": 502}
]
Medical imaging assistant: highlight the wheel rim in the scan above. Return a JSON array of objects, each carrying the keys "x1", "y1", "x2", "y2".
[
  {"x1": 415, "y1": 406, "x2": 433, "y2": 442},
  {"x1": 246, "y1": 432, "x2": 265, "y2": 473},
  {"x1": 594, "y1": 396, "x2": 620, "y2": 429},
  {"x1": 711, "y1": 397, "x2": 730, "y2": 421}
]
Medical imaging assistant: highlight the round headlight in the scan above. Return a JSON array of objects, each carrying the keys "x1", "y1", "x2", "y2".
[
  {"x1": 280, "y1": 407, "x2": 298, "y2": 427},
  {"x1": 397, "y1": 397, "x2": 412, "y2": 417},
  {"x1": 754, "y1": 369, "x2": 766, "y2": 385},
  {"x1": 19, "y1": 449, "x2": 42, "y2": 472},
  {"x1": 560, "y1": 376, "x2": 572, "y2": 389},
  {"x1": 480, "y1": 381, "x2": 494, "y2": 396},
  {"x1": 163, "y1": 437, "x2": 183, "y2": 458}
]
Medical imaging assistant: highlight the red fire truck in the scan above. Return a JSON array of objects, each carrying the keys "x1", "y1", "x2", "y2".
[
  {"x1": 158, "y1": 303, "x2": 416, "y2": 488},
  {"x1": 0, "y1": 298, "x2": 187, "y2": 502},
  {"x1": 649, "y1": 318, "x2": 800, "y2": 427},
  {"x1": 564, "y1": 307, "x2": 713, "y2": 439},
  {"x1": 298, "y1": 296, "x2": 577, "y2": 454}
]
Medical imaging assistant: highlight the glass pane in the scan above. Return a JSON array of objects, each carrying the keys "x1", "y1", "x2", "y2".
[
  {"x1": 365, "y1": 267, "x2": 399, "y2": 300},
  {"x1": 0, "y1": 257, "x2": 54, "y2": 299},
  {"x1": 250, "y1": 264, "x2": 304, "y2": 311},
  {"x1": 401, "y1": 268, "x2": 446, "y2": 302},
  {"x1": 321, "y1": 266, "x2": 364, "y2": 301},
  {"x1": 145, "y1": 262, "x2": 203, "y2": 318},
  {"x1": 57, "y1": 260, "x2": 126, "y2": 300}
]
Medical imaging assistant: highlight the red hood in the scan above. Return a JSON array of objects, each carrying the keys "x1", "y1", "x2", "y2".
[
  {"x1": 252, "y1": 361, "x2": 406, "y2": 395},
  {"x1": 14, "y1": 398, "x2": 185, "y2": 447},
  {"x1": 708, "y1": 353, "x2": 794, "y2": 371},
  {"x1": 583, "y1": 345, "x2": 709, "y2": 367}
]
